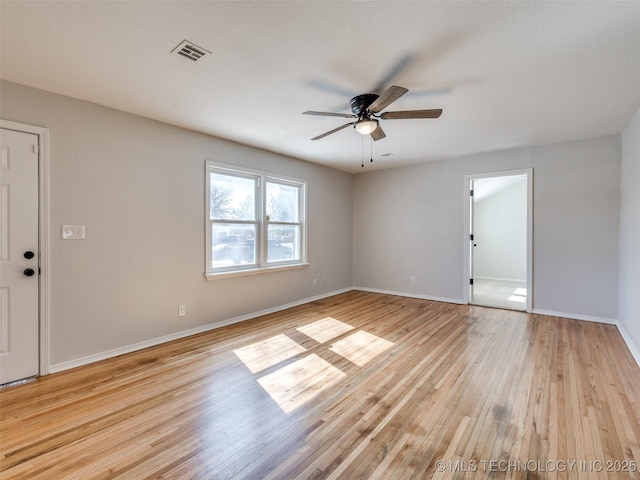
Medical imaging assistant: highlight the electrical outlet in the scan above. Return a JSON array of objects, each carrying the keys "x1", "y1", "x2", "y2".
[
  {"x1": 410, "y1": 276, "x2": 416, "y2": 285},
  {"x1": 178, "y1": 305, "x2": 186, "y2": 317},
  {"x1": 312, "y1": 278, "x2": 318, "y2": 287}
]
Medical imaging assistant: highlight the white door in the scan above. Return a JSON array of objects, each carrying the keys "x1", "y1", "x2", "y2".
[
  {"x1": 469, "y1": 179, "x2": 476, "y2": 303},
  {"x1": 465, "y1": 169, "x2": 533, "y2": 312},
  {"x1": 0, "y1": 128, "x2": 40, "y2": 384}
]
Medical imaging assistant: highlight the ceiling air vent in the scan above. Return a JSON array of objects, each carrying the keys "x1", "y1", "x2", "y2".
[{"x1": 172, "y1": 40, "x2": 211, "y2": 62}]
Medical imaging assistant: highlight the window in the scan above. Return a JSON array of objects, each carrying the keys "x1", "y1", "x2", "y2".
[{"x1": 205, "y1": 161, "x2": 306, "y2": 277}]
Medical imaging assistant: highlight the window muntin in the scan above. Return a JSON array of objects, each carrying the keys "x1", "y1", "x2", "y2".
[{"x1": 206, "y1": 162, "x2": 306, "y2": 275}]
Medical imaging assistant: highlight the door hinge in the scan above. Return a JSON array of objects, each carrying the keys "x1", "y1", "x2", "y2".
[
  {"x1": 33, "y1": 144, "x2": 39, "y2": 154},
  {"x1": 469, "y1": 234, "x2": 474, "y2": 241},
  {"x1": 469, "y1": 189, "x2": 474, "y2": 197},
  {"x1": 469, "y1": 278, "x2": 474, "y2": 285}
]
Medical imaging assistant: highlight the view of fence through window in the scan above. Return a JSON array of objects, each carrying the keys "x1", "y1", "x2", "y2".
[{"x1": 208, "y1": 166, "x2": 304, "y2": 272}]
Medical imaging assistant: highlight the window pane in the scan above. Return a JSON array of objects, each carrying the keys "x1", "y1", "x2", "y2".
[
  {"x1": 211, "y1": 224, "x2": 257, "y2": 268},
  {"x1": 268, "y1": 224, "x2": 300, "y2": 263},
  {"x1": 266, "y1": 181, "x2": 299, "y2": 222},
  {"x1": 210, "y1": 172, "x2": 256, "y2": 221}
]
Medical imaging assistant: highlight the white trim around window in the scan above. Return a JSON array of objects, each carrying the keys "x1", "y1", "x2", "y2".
[{"x1": 204, "y1": 161, "x2": 307, "y2": 280}]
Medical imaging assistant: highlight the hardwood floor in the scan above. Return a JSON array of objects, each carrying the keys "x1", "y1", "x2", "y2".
[{"x1": 2, "y1": 291, "x2": 640, "y2": 479}]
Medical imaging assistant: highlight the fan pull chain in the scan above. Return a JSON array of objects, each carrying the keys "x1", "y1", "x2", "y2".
[
  {"x1": 361, "y1": 134, "x2": 364, "y2": 168},
  {"x1": 370, "y1": 136, "x2": 373, "y2": 163}
]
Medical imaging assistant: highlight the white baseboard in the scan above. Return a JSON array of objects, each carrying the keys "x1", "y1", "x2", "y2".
[
  {"x1": 353, "y1": 286, "x2": 465, "y2": 305},
  {"x1": 474, "y1": 276, "x2": 526, "y2": 283},
  {"x1": 531, "y1": 309, "x2": 640, "y2": 369},
  {"x1": 356, "y1": 294, "x2": 638, "y2": 369},
  {"x1": 48, "y1": 287, "x2": 640, "y2": 374},
  {"x1": 531, "y1": 308, "x2": 617, "y2": 325},
  {"x1": 615, "y1": 322, "x2": 640, "y2": 368},
  {"x1": 49, "y1": 287, "x2": 353, "y2": 374}
]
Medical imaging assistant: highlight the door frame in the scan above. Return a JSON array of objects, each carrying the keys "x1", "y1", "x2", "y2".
[
  {"x1": 462, "y1": 168, "x2": 533, "y2": 313},
  {"x1": 1, "y1": 119, "x2": 51, "y2": 376}
]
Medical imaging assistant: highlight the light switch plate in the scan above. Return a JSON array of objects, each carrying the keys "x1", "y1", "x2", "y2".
[{"x1": 61, "y1": 225, "x2": 85, "y2": 240}]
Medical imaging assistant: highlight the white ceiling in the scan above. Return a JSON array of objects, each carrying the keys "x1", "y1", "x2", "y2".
[{"x1": 2, "y1": 1, "x2": 640, "y2": 174}]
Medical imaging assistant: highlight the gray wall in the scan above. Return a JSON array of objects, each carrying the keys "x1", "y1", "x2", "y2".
[
  {"x1": 1, "y1": 81, "x2": 354, "y2": 367},
  {"x1": 354, "y1": 135, "x2": 621, "y2": 320},
  {"x1": 620, "y1": 105, "x2": 640, "y2": 356}
]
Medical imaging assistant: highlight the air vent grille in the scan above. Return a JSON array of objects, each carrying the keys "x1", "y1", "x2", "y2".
[{"x1": 172, "y1": 40, "x2": 211, "y2": 62}]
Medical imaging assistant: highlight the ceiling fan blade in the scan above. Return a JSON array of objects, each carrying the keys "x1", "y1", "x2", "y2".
[
  {"x1": 370, "y1": 125, "x2": 386, "y2": 141},
  {"x1": 303, "y1": 111, "x2": 356, "y2": 118},
  {"x1": 311, "y1": 122, "x2": 354, "y2": 140},
  {"x1": 381, "y1": 109, "x2": 443, "y2": 120},
  {"x1": 368, "y1": 86, "x2": 409, "y2": 113}
]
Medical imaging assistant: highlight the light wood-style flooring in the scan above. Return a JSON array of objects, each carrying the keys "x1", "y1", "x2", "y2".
[{"x1": 2, "y1": 291, "x2": 640, "y2": 479}]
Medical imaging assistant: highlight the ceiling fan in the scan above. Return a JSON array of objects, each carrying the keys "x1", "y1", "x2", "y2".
[{"x1": 303, "y1": 85, "x2": 442, "y2": 141}]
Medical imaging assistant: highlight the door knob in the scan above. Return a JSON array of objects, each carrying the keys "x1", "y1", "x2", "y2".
[
  {"x1": 24, "y1": 251, "x2": 35, "y2": 259},
  {"x1": 24, "y1": 268, "x2": 36, "y2": 277}
]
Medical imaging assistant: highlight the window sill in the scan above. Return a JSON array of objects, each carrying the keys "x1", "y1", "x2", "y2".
[{"x1": 204, "y1": 263, "x2": 309, "y2": 281}]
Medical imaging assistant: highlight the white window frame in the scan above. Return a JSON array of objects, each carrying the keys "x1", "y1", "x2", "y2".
[{"x1": 205, "y1": 161, "x2": 307, "y2": 279}]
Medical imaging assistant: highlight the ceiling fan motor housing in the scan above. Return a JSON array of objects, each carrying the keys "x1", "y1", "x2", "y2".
[{"x1": 350, "y1": 94, "x2": 379, "y2": 117}]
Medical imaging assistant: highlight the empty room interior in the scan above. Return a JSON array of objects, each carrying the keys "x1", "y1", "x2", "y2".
[{"x1": 1, "y1": 1, "x2": 640, "y2": 478}]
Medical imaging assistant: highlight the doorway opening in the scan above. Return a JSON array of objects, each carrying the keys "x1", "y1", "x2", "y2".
[{"x1": 464, "y1": 170, "x2": 532, "y2": 312}]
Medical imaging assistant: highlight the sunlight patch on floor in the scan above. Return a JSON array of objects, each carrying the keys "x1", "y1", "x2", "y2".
[
  {"x1": 233, "y1": 334, "x2": 306, "y2": 373},
  {"x1": 508, "y1": 287, "x2": 527, "y2": 303},
  {"x1": 472, "y1": 279, "x2": 527, "y2": 311},
  {"x1": 330, "y1": 330, "x2": 394, "y2": 367},
  {"x1": 257, "y1": 354, "x2": 346, "y2": 413},
  {"x1": 296, "y1": 317, "x2": 354, "y2": 343},
  {"x1": 237, "y1": 319, "x2": 394, "y2": 413},
  {"x1": 508, "y1": 294, "x2": 527, "y2": 303}
]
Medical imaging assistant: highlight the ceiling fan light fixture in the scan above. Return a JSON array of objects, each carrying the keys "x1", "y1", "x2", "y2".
[
  {"x1": 303, "y1": 86, "x2": 442, "y2": 142},
  {"x1": 355, "y1": 118, "x2": 379, "y2": 135}
]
